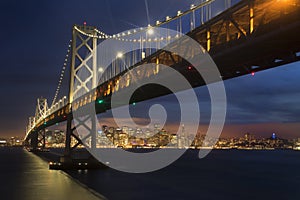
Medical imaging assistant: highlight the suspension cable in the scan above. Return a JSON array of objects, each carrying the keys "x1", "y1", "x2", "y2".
[{"x1": 51, "y1": 40, "x2": 72, "y2": 107}]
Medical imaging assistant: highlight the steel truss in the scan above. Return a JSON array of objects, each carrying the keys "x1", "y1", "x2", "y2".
[{"x1": 64, "y1": 25, "x2": 98, "y2": 157}]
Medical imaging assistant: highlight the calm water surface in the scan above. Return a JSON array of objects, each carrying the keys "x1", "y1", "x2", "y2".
[
  {"x1": 66, "y1": 149, "x2": 300, "y2": 200},
  {"x1": 1, "y1": 148, "x2": 299, "y2": 200}
]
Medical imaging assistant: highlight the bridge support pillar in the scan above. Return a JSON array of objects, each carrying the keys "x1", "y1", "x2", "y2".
[
  {"x1": 31, "y1": 131, "x2": 38, "y2": 150},
  {"x1": 63, "y1": 113, "x2": 97, "y2": 157},
  {"x1": 64, "y1": 114, "x2": 73, "y2": 157},
  {"x1": 38, "y1": 129, "x2": 46, "y2": 149},
  {"x1": 91, "y1": 114, "x2": 97, "y2": 154},
  {"x1": 58, "y1": 112, "x2": 101, "y2": 169}
]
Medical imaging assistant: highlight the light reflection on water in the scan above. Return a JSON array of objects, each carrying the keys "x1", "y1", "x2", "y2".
[{"x1": 0, "y1": 147, "x2": 105, "y2": 200}]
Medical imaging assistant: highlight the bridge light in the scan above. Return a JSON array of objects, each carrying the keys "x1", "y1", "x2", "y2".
[
  {"x1": 98, "y1": 100, "x2": 104, "y2": 104},
  {"x1": 166, "y1": 16, "x2": 171, "y2": 21},
  {"x1": 83, "y1": 21, "x2": 87, "y2": 26},
  {"x1": 190, "y1": 4, "x2": 196, "y2": 9},
  {"x1": 177, "y1": 11, "x2": 182, "y2": 16},
  {"x1": 98, "y1": 67, "x2": 104, "y2": 73},
  {"x1": 251, "y1": 72, "x2": 255, "y2": 76},
  {"x1": 133, "y1": 102, "x2": 136, "y2": 106},
  {"x1": 147, "y1": 27, "x2": 154, "y2": 35},
  {"x1": 188, "y1": 66, "x2": 192, "y2": 70},
  {"x1": 147, "y1": 29, "x2": 154, "y2": 35},
  {"x1": 116, "y1": 52, "x2": 123, "y2": 58},
  {"x1": 277, "y1": 0, "x2": 289, "y2": 3}
]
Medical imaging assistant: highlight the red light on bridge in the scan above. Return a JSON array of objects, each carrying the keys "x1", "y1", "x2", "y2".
[
  {"x1": 188, "y1": 66, "x2": 192, "y2": 70},
  {"x1": 83, "y1": 21, "x2": 87, "y2": 26},
  {"x1": 251, "y1": 72, "x2": 255, "y2": 76}
]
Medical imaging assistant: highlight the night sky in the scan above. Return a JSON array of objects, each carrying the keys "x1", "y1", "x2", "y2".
[{"x1": 0, "y1": 0, "x2": 299, "y2": 139}]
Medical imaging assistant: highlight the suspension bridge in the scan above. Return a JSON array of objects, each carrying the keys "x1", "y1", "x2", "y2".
[{"x1": 23, "y1": 0, "x2": 300, "y2": 168}]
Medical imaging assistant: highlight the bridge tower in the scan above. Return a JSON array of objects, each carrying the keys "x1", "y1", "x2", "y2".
[
  {"x1": 35, "y1": 98, "x2": 48, "y2": 121},
  {"x1": 26, "y1": 116, "x2": 36, "y2": 148},
  {"x1": 31, "y1": 98, "x2": 49, "y2": 150},
  {"x1": 27, "y1": 116, "x2": 35, "y2": 132},
  {"x1": 63, "y1": 25, "x2": 98, "y2": 160}
]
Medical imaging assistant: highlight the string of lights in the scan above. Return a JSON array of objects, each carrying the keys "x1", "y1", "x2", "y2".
[
  {"x1": 94, "y1": 28, "x2": 112, "y2": 38},
  {"x1": 51, "y1": 40, "x2": 72, "y2": 107},
  {"x1": 74, "y1": 26, "x2": 108, "y2": 39},
  {"x1": 75, "y1": 25, "x2": 180, "y2": 43},
  {"x1": 74, "y1": 0, "x2": 215, "y2": 43},
  {"x1": 112, "y1": 0, "x2": 214, "y2": 38}
]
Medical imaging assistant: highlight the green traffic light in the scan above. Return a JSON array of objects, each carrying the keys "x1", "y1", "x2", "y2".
[{"x1": 98, "y1": 100, "x2": 104, "y2": 104}]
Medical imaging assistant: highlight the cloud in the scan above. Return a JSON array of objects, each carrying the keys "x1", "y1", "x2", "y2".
[{"x1": 224, "y1": 63, "x2": 300, "y2": 124}]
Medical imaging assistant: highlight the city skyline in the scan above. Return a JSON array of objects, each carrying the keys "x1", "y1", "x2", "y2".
[
  {"x1": 0, "y1": 0, "x2": 299, "y2": 139},
  {"x1": 3, "y1": 124, "x2": 299, "y2": 151}
]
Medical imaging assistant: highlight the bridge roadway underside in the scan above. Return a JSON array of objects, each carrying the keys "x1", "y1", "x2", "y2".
[
  {"x1": 209, "y1": 10, "x2": 300, "y2": 80},
  {"x1": 26, "y1": 0, "x2": 300, "y2": 142}
]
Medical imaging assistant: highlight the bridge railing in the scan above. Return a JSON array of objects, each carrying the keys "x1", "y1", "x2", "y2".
[{"x1": 48, "y1": 96, "x2": 68, "y2": 115}]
